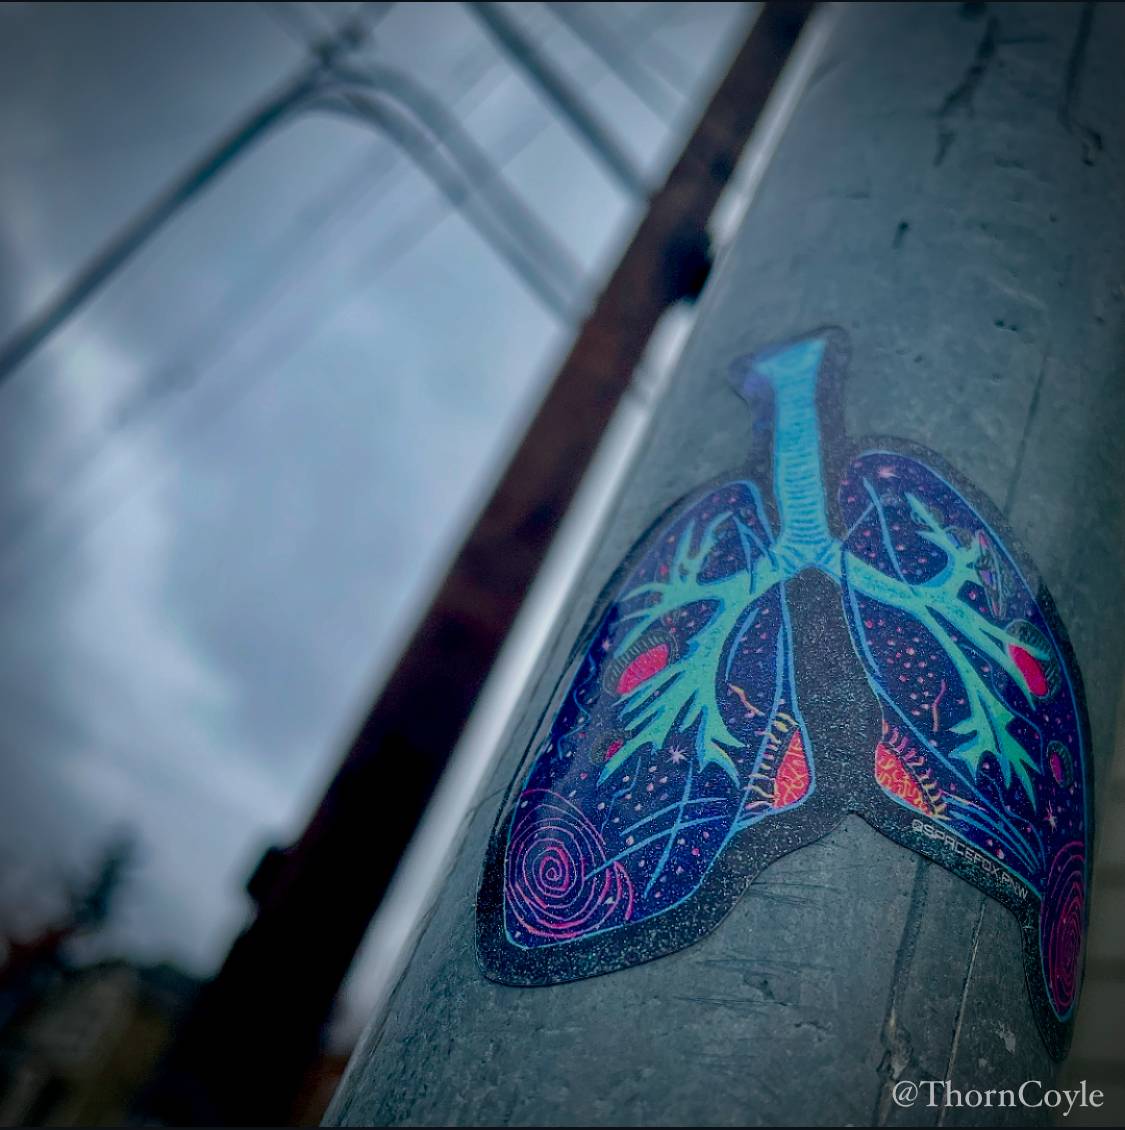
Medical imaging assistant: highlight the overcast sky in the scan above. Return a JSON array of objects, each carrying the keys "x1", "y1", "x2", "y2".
[{"x1": 0, "y1": 0, "x2": 748, "y2": 1036}]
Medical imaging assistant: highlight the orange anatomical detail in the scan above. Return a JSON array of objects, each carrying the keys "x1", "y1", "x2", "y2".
[
  {"x1": 773, "y1": 729, "x2": 811, "y2": 809},
  {"x1": 875, "y1": 724, "x2": 946, "y2": 817}
]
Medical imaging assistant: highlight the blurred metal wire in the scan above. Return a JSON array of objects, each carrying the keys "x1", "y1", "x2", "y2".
[
  {"x1": 0, "y1": 1, "x2": 699, "y2": 597},
  {"x1": 544, "y1": 0, "x2": 680, "y2": 117},
  {"x1": 0, "y1": 1, "x2": 581, "y2": 387},
  {"x1": 467, "y1": 0, "x2": 652, "y2": 197},
  {"x1": 322, "y1": 62, "x2": 586, "y2": 314}
]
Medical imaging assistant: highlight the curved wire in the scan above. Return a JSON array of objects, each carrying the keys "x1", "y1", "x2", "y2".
[
  {"x1": 0, "y1": 71, "x2": 323, "y2": 386},
  {"x1": 323, "y1": 61, "x2": 586, "y2": 312},
  {"x1": 307, "y1": 87, "x2": 579, "y2": 319},
  {"x1": 544, "y1": 1, "x2": 680, "y2": 117},
  {"x1": 0, "y1": 38, "x2": 583, "y2": 388},
  {"x1": 466, "y1": 0, "x2": 650, "y2": 197}
]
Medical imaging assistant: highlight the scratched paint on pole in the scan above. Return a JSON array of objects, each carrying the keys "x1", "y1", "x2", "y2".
[{"x1": 476, "y1": 328, "x2": 1091, "y2": 1059}]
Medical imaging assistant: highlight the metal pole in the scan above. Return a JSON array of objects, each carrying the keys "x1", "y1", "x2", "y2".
[{"x1": 328, "y1": 3, "x2": 1125, "y2": 1124}]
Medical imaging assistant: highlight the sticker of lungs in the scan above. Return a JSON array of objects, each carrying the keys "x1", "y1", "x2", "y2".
[{"x1": 476, "y1": 327, "x2": 1091, "y2": 1060}]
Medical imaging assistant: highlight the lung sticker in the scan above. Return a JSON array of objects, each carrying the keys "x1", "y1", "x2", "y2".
[{"x1": 476, "y1": 328, "x2": 1091, "y2": 1058}]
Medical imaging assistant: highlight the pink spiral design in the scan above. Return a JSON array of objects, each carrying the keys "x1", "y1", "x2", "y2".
[
  {"x1": 1041, "y1": 841, "x2": 1085, "y2": 1018},
  {"x1": 506, "y1": 789, "x2": 634, "y2": 942}
]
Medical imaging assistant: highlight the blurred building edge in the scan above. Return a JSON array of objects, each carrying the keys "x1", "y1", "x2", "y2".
[
  {"x1": 0, "y1": 960, "x2": 198, "y2": 1128},
  {"x1": 0, "y1": 835, "x2": 197, "y2": 1128},
  {"x1": 144, "y1": 4, "x2": 814, "y2": 1125}
]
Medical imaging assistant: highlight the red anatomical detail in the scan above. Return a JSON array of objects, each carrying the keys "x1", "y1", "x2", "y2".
[
  {"x1": 874, "y1": 722, "x2": 946, "y2": 817},
  {"x1": 616, "y1": 644, "x2": 670, "y2": 696},
  {"x1": 1009, "y1": 644, "x2": 1048, "y2": 699},
  {"x1": 773, "y1": 729, "x2": 811, "y2": 809}
]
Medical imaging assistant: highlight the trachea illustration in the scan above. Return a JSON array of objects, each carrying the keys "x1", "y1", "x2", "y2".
[{"x1": 477, "y1": 328, "x2": 1090, "y2": 1058}]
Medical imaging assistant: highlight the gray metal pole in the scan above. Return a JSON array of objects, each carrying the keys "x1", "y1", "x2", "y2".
[{"x1": 328, "y1": 3, "x2": 1125, "y2": 1125}]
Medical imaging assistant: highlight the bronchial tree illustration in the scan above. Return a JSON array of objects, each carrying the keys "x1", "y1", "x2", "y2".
[
  {"x1": 599, "y1": 510, "x2": 773, "y2": 787},
  {"x1": 478, "y1": 329, "x2": 1090, "y2": 1060}
]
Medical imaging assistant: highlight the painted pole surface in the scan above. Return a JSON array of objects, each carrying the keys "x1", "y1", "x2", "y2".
[{"x1": 328, "y1": 4, "x2": 1125, "y2": 1125}]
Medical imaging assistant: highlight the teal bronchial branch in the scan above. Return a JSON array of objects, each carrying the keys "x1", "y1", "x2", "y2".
[
  {"x1": 600, "y1": 514, "x2": 777, "y2": 785},
  {"x1": 846, "y1": 500, "x2": 1045, "y2": 802},
  {"x1": 598, "y1": 335, "x2": 843, "y2": 790}
]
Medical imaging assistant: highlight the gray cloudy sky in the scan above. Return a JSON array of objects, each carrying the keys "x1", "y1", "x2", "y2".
[{"x1": 0, "y1": 0, "x2": 747, "y2": 1027}]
